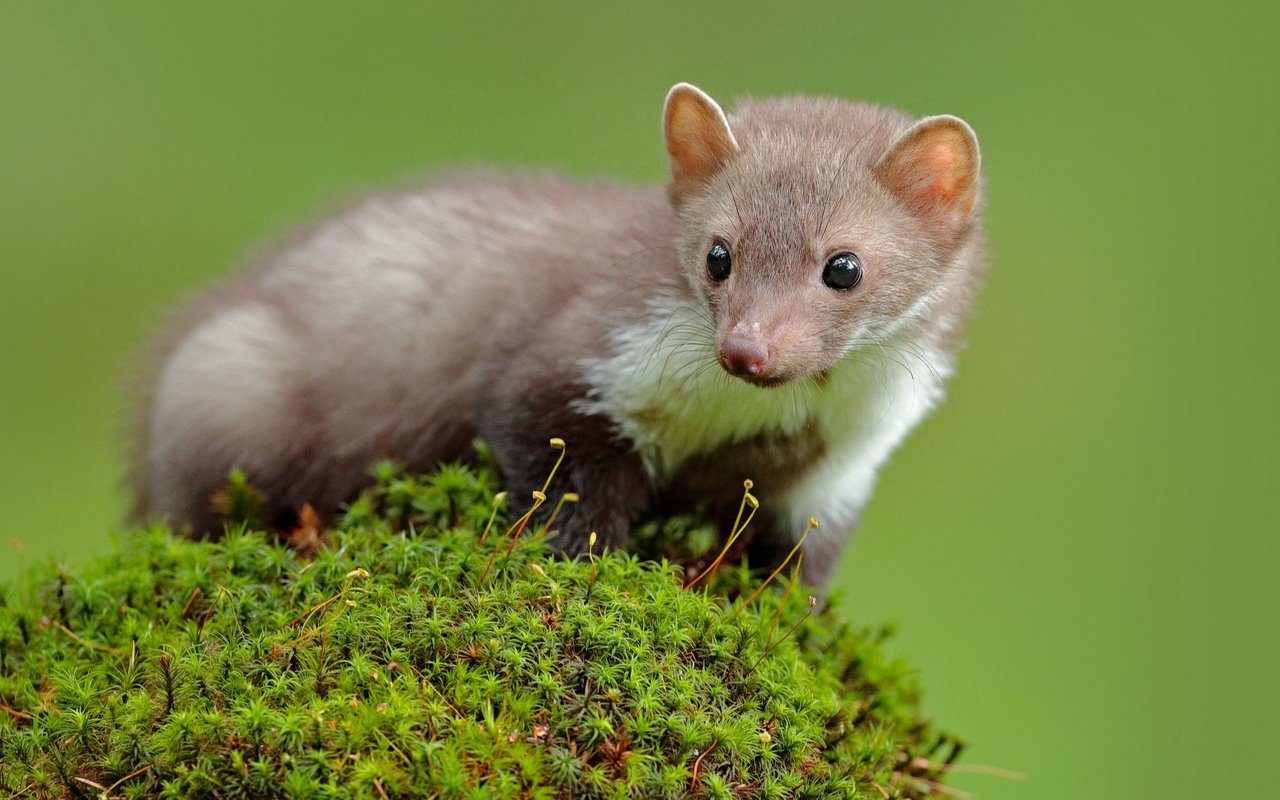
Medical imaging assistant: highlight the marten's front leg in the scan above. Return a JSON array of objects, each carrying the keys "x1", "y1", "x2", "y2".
[{"x1": 478, "y1": 389, "x2": 650, "y2": 556}]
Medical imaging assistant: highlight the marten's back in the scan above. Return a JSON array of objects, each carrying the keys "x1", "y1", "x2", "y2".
[{"x1": 131, "y1": 171, "x2": 676, "y2": 531}]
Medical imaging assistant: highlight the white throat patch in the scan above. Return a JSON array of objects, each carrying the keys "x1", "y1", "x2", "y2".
[{"x1": 573, "y1": 291, "x2": 952, "y2": 489}]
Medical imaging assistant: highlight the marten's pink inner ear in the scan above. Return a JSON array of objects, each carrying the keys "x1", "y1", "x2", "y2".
[
  {"x1": 663, "y1": 83, "x2": 739, "y2": 192},
  {"x1": 874, "y1": 115, "x2": 980, "y2": 225}
]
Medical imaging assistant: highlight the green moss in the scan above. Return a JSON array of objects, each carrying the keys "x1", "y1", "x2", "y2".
[{"x1": 0, "y1": 463, "x2": 959, "y2": 798}]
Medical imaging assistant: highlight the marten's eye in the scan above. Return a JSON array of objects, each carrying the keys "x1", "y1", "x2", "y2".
[
  {"x1": 822, "y1": 252, "x2": 863, "y2": 291},
  {"x1": 706, "y1": 242, "x2": 732, "y2": 283}
]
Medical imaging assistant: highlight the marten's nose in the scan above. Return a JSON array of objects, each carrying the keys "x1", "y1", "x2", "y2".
[{"x1": 718, "y1": 328, "x2": 773, "y2": 378}]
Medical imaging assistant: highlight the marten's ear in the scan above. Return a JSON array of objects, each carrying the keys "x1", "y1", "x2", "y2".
[
  {"x1": 874, "y1": 115, "x2": 981, "y2": 227},
  {"x1": 663, "y1": 83, "x2": 738, "y2": 195}
]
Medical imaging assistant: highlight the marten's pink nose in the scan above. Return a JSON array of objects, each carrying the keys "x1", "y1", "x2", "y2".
[{"x1": 718, "y1": 334, "x2": 772, "y2": 378}]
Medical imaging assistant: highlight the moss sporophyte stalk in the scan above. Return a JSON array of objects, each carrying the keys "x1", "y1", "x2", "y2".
[{"x1": 0, "y1": 444, "x2": 963, "y2": 798}]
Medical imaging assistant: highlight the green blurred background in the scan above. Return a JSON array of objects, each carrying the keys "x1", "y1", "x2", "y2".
[{"x1": 2, "y1": 2, "x2": 1275, "y2": 797}]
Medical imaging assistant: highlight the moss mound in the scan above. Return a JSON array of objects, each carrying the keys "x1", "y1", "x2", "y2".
[{"x1": 0, "y1": 463, "x2": 957, "y2": 798}]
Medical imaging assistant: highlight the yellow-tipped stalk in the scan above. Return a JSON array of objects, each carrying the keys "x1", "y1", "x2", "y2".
[
  {"x1": 477, "y1": 491, "x2": 508, "y2": 547},
  {"x1": 539, "y1": 438, "x2": 567, "y2": 495},
  {"x1": 586, "y1": 531, "x2": 600, "y2": 600},
  {"x1": 684, "y1": 481, "x2": 759, "y2": 591},
  {"x1": 480, "y1": 439, "x2": 565, "y2": 582},
  {"x1": 732, "y1": 516, "x2": 817, "y2": 619},
  {"x1": 505, "y1": 491, "x2": 547, "y2": 556},
  {"x1": 541, "y1": 492, "x2": 579, "y2": 536},
  {"x1": 728, "y1": 479, "x2": 754, "y2": 541}
]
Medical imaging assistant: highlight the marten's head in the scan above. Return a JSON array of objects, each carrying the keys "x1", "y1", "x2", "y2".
[{"x1": 663, "y1": 83, "x2": 982, "y2": 387}]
